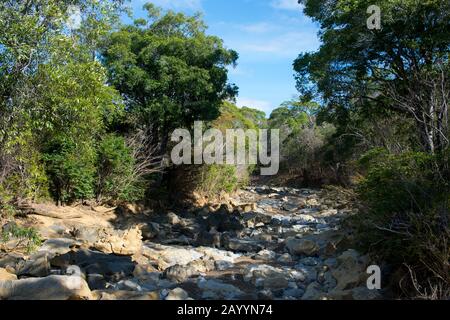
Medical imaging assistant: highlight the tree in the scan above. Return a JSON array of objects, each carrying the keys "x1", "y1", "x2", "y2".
[
  {"x1": 295, "y1": 0, "x2": 450, "y2": 153},
  {"x1": 102, "y1": 3, "x2": 239, "y2": 157},
  {"x1": 0, "y1": 0, "x2": 126, "y2": 203}
]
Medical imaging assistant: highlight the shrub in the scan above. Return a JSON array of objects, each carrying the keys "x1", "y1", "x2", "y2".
[
  {"x1": 96, "y1": 134, "x2": 146, "y2": 202},
  {"x1": 0, "y1": 223, "x2": 42, "y2": 253},
  {"x1": 197, "y1": 164, "x2": 241, "y2": 196},
  {"x1": 43, "y1": 138, "x2": 96, "y2": 204},
  {"x1": 354, "y1": 148, "x2": 450, "y2": 299}
]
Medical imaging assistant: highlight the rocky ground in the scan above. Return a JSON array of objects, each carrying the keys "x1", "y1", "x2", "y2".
[{"x1": 0, "y1": 186, "x2": 384, "y2": 300}]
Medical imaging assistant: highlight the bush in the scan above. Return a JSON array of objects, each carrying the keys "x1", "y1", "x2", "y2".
[
  {"x1": 197, "y1": 164, "x2": 241, "y2": 196},
  {"x1": 358, "y1": 148, "x2": 435, "y2": 215},
  {"x1": 96, "y1": 134, "x2": 145, "y2": 202},
  {"x1": 43, "y1": 138, "x2": 96, "y2": 204},
  {"x1": 354, "y1": 148, "x2": 450, "y2": 299},
  {"x1": 0, "y1": 223, "x2": 42, "y2": 253}
]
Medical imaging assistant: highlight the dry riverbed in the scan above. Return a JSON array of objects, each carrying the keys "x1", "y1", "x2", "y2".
[{"x1": 0, "y1": 186, "x2": 383, "y2": 300}]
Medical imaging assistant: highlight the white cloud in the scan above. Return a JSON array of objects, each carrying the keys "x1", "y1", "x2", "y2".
[
  {"x1": 238, "y1": 31, "x2": 320, "y2": 57},
  {"x1": 236, "y1": 98, "x2": 273, "y2": 114},
  {"x1": 271, "y1": 0, "x2": 303, "y2": 11},
  {"x1": 146, "y1": 0, "x2": 203, "y2": 10}
]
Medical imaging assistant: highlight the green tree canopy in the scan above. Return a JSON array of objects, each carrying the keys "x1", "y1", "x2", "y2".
[
  {"x1": 295, "y1": 0, "x2": 450, "y2": 152},
  {"x1": 103, "y1": 3, "x2": 239, "y2": 154}
]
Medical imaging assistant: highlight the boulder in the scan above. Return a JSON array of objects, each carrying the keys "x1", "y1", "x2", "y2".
[
  {"x1": 225, "y1": 238, "x2": 262, "y2": 253},
  {"x1": 93, "y1": 227, "x2": 142, "y2": 256},
  {"x1": 0, "y1": 275, "x2": 92, "y2": 300},
  {"x1": 0, "y1": 253, "x2": 25, "y2": 272},
  {"x1": 87, "y1": 273, "x2": 107, "y2": 290},
  {"x1": 167, "y1": 212, "x2": 181, "y2": 225},
  {"x1": 166, "y1": 287, "x2": 190, "y2": 300},
  {"x1": 255, "y1": 249, "x2": 276, "y2": 261},
  {"x1": 263, "y1": 275, "x2": 289, "y2": 290},
  {"x1": 18, "y1": 251, "x2": 50, "y2": 278},
  {"x1": 301, "y1": 282, "x2": 325, "y2": 300},
  {"x1": 142, "y1": 244, "x2": 204, "y2": 270},
  {"x1": 164, "y1": 264, "x2": 198, "y2": 282},
  {"x1": 203, "y1": 208, "x2": 244, "y2": 233},
  {"x1": 188, "y1": 259, "x2": 215, "y2": 273},
  {"x1": 50, "y1": 249, "x2": 135, "y2": 281},
  {"x1": 38, "y1": 238, "x2": 80, "y2": 255},
  {"x1": 140, "y1": 223, "x2": 160, "y2": 240},
  {"x1": 0, "y1": 267, "x2": 17, "y2": 281},
  {"x1": 198, "y1": 279, "x2": 244, "y2": 299},
  {"x1": 285, "y1": 238, "x2": 320, "y2": 256},
  {"x1": 331, "y1": 249, "x2": 369, "y2": 291},
  {"x1": 277, "y1": 253, "x2": 293, "y2": 263}
]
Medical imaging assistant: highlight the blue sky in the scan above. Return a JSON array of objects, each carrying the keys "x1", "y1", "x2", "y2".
[{"x1": 127, "y1": 0, "x2": 321, "y2": 116}]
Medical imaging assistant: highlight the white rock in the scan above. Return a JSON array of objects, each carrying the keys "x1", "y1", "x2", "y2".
[{"x1": 166, "y1": 288, "x2": 190, "y2": 300}]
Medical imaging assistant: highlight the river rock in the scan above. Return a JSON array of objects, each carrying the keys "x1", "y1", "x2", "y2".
[
  {"x1": 263, "y1": 275, "x2": 289, "y2": 290},
  {"x1": 87, "y1": 273, "x2": 107, "y2": 290},
  {"x1": 38, "y1": 238, "x2": 80, "y2": 255},
  {"x1": 198, "y1": 278, "x2": 244, "y2": 299},
  {"x1": 331, "y1": 249, "x2": 369, "y2": 291},
  {"x1": 93, "y1": 227, "x2": 142, "y2": 256},
  {"x1": 93, "y1": 290, "x2": 159, "y2": 300},
  {"x1": 283, "y1": 287, "x2": 305, "y2": 299},
  {"x1": 0, "y1": 275, "x2": 92, "y2": 300},
  {"x1": 18, "y1": 251, "x2": 50, "y2": 277},
  {"x1": 0, "y1": 253, "x2": 25, "y2": 271},
  {"x1": 143, "y1": 244, "x2": 204, "y2": 270},
  {"x1": 301, "y1": 282, "x2": 325, "y2": 300},
  {"x1": 50, "y1": 249, "x2": 135, "y2": 280},
  {"x1": 167, "y1": 212, "x2": 181, "y2": 225},
  {"x1": 255, "y1": 249, "x2": 276, "y2": 261},
  {"x1": 225, "y1": 238, "x2": 262, "y2": 253},
  {"x1": 285, "y1": 238, "x2": 320, "y2": 256},
  {"x1": 164, "y1": 264, "x2": 198, "y2": 282},
  {"x1": 0, "y1": 267, "x2": 17, "y2": 281},
  {"x1": 277, "y1": 253, "x2": 293, "y2": 263},
  {"x1": 166, "y1": 287, "x2": 190, "y2": 300},
  {"x1": 140, "y1": 222, "x2": 160, "y2": 240}
]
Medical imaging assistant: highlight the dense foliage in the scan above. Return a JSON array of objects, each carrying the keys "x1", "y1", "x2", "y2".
[
  {"x1": 0, "y1": 1, "x2": 240, "y2": 206},
  {"x1": 295, "y1": 0, "x2": 450, "y2": 298}
]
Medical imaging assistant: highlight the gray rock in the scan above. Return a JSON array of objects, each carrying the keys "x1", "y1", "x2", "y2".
[
  {"x1": 164, "y1": 264, "x2": 197, "y2": 282},
  {"x1": 263, "y1": 276, "x2": 289, "y2": 290},
  {"x1": 0, "y1": 275, "x2": 92, "y2": 300},
  {"x1": 38, "y1": 238, "x2": 79, "y2": 255},
  {"x1": 331, "y1": 249, "x2": 369, "y2": 291},
  {"x1": 285, "y1": 238, "x2": 320, "y2": 256},
  {"x1": 167, "y1": 212, "x2": 181, "y2": 225},
  {"x1": 140, "y1": 223, "x2": 160, "y2": 240},
  {"x1": 294, "y1": 264, "x2": 317, "y2": 283},
  {"x1": 50, "y1": 249, "x2": 135, "y2": 281},
  {"x1": 215, "y1": 260, "x2": 234, "y2": 271},
  {"x1": 198, "y1": 279, "x2": 244, "y2": 300},
  {"x1": 277, "y1": 253, "x2": 293, "y2": 263},
  {"x1": 0, "y1": 253, "x2": 25, "y2": 271},
  {"x1": 299, "y1": 257, "x2": 320, "y2": 266},
  {"x1": 166, "y1": 287, "x2": 190, "y2": 300},
  {"x1": 283, "y1": 288, "x2": 305, "y2": 299},
  {"x1": 18, "y1": 251, "x2": 50, "y2": 277},
  {"x1": 225, "y1": 238, "x2": 262, "y2": 253},
  {"x1": 301, "y1": 282, "x2": 325, "y2": 300},
  {"x1": 255, "y1": 249, "x2": 276, "y2": 261},
  {"x1": 116, "y1": 280, "x2": 142, "y2": 291},
  {"x1": 87, "y1": 273, "x2": 107, "y2": 290}
]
